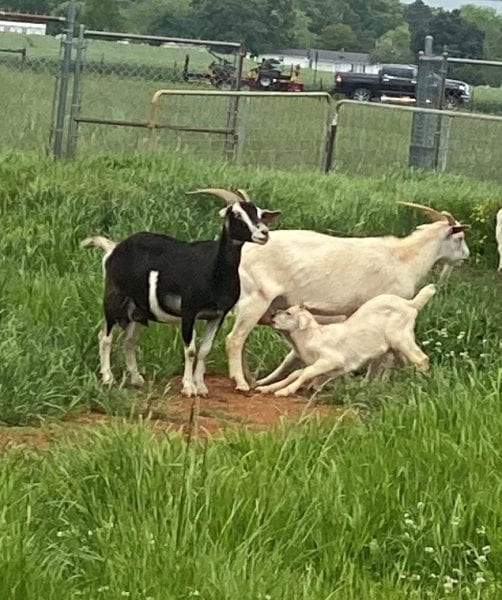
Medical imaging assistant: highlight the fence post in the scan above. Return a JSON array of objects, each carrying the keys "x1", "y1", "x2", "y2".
[
  {"x1": 408, "y1": 35, "x2": 446, "y2": 170},
  {"x1": 51, "y1": 0, "x2": 76, "y2": 158},
  {"x1": 224, "y1": 43, "x2": 245, "y2": 161},
  {"x1": 66, "y1": 24, "x2": 86, "y2": 159},
  {"x1": 324, "y1": 116, "x2": 337, "y2": 173}
]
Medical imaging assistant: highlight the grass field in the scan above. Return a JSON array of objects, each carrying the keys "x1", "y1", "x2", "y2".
[
  {"x1": 1, "y1": 152, "x2": 502, "y2": 596},
  {"x1": 1, "y1": 152, "x2": 502, "y2": 597}
]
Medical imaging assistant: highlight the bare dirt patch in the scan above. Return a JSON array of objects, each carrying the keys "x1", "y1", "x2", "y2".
[{"x1": 0, "y1": 376, "x2": 355, "y2": 451}]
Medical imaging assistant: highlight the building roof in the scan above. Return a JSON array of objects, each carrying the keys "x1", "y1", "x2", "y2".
[{"x1": 270, "y1": 48, "x2": 371, "y2": 64}]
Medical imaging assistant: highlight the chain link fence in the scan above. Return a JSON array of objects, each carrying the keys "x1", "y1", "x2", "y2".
[
  {"x1": 0, "y1": 22, "x2": 64, "y2": 152},
  {"x1": 2, "y1": 13, "x2": 502, "y2": 182},
  {"x1": 333, "y1": 100, "x2": 502, "y2": 185}
]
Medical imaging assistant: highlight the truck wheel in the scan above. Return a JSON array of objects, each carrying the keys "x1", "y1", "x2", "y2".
[
  {"x1": 352, "y1": 88, "x2": 371, "y2": 102},
  {"x1": 444, "y1": 94, "x2": 460, "y2": 111}
]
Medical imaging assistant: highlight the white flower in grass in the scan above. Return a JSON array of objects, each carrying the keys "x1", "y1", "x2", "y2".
[
  {"x1": 410, "y1": 574, "x2": 421, "y2": 581},
  {"x1": 425, "y1": 546, "x2": 434, "y2": 554},
  {"x1": 476, "y1": 526, "x2": 486, "y2": 535},
  {"x1": 475, "y1": 572, "x2": 486, "y2": 586},
  {"x1": 451, "y1": 516, "x2": 460, "y2": 526},
  {"x1": 417, "y1": 501, "x2": 425, "y2": 510},
  {"x1": 121, "y1": 593, "x2": 130, "y2": 598}
]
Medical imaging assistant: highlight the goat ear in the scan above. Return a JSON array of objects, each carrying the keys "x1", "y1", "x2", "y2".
[
  {"x1": 450, "y1": 225, "x2": 469, "y2": 235},
  {"x1": 297, "y1": 313, "x2": 311, "y2": 330},
  {"x1": 261, "y1": 210, "x2": 281, "y2": 224},
  {"x1": 219, "y1": 206, "x2": 229, "y2": 218}
]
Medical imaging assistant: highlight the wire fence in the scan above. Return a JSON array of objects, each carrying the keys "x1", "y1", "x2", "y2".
[
  {"x1": 2, "y1": 13, "x2": 502, "y2": 181},
  {"x1": 0, "y1": 29, "x2": 62, "y2": 153},
  {"x1": 333, "y1": 101, "x2": 502, "y2": 184}
]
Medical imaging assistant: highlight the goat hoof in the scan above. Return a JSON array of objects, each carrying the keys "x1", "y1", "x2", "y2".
[
  {"x1": 195, "y1": 383, "x2": 209, "y2": 397},
  {"x1": 274, "y1": 389, "x2": 290, "y2": 397},
  {"x1": 101, "y1": 374, "x2": 114, "y2": 386},
  {"x1": 131, "y1": 374, "x2": 145, "y2": 388},
  {"x1": 235, "y1": 382, "x2": 251, "y2": 392},
  {"x1": 181, "y1": 382, "x2": 198, "y2": 397}
]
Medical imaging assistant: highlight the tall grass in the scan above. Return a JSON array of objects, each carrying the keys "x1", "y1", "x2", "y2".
[
  {"x1": 1, "y1": 392, "x2": 502, "y2": 598},
  {"x1": 1, "y1": 152, "x2": 501, "y2": 425}
]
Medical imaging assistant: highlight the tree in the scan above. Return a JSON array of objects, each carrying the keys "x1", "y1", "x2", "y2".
[
  {"x1": 291, "y1": 9, "x2": 318, "y2": 48},
  {"x1": 295, "y1": 0, "x2": 403, "y2": 50},
  {"x1": 318, "y1": 23, "x2": 359, "y2": 51},
  {"x1": 404, "y1": 0, "x2": 433, "y2": 54},
  {"x1": 1, "y1": 0, "x2": 51, "y2": 11},
  {"x1": 371, "y1": 24, "x2": 414, "y2": 64},
  {"x1": 191, "y1": 0, "x2": 295, "y2": 54},
  {"x1": 429, "y1": 9, "x2": 484, "y2": 58},
  {"x1": 124, "y1": 0, "x2": 193, "y2": 37},
  {"x1": 81, "y1": 0, "x2": 122, "y2": 31},
  {"x1": 460, "y1": 5, "x2": 502, "y2": 60}
]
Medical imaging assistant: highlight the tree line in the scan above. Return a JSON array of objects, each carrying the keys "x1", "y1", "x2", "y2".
[{"x1": 4, "y1": 0, "x2": 502, "y2": 84}]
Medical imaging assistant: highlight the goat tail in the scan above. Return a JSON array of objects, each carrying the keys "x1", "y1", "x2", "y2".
[
  {"x1": 409, "y1": 284, "x2": 437, "y2": 311},
  {"x1": 80, "y1": 235, "x2": 117, "y2": 254}
]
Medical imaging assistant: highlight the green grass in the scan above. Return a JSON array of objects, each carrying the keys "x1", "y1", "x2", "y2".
[
  {"x1": 1, "y1": 153, "x2": 502, "y2": 597},
  {"x1": 1, "y1": 152, "x2": 501, "y2": 426},
  {"x1": 0, "y1": 407, "x2": 502, "y2": 599}
]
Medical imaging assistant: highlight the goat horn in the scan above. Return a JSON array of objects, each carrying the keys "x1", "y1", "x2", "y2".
[
  {"x1": 399, "y1": 201, "x2": 452, "y2": 224},
  {"x1": 186, "y1": 188, "x2": 242, "y2": 205},
  {"x1": 439, "y1": 210, "x2": 458, "y2": 226},
  {"x1": 235, "y1": 188, "x2": 251, "y2": 202}
]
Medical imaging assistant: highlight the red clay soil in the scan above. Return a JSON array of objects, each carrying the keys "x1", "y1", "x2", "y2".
[{"x1": 0, "y1": 376, "x2": 356, "y2": 451}]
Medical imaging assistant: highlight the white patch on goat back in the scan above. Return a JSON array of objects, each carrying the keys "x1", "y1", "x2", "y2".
[
  {"x1": 101, "y1": 250, "x2": 114, "y2": 277},
  {"x1": 148, "y1": 271, "x2": 180, "y2": 323}
]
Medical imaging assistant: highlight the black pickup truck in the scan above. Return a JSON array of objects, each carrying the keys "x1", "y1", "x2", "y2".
[{"x1": 333, "y1": 63, "x2": 470, "y2": 109}]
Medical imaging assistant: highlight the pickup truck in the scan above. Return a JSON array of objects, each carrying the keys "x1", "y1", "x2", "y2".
[{"x1": 333, "y1": 63, "x2": 470, "y2": 109}]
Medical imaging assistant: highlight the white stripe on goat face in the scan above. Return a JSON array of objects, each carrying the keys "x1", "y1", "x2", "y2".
[{"x1": 231, "y1": 202, "x2": 269, "y2": 243}]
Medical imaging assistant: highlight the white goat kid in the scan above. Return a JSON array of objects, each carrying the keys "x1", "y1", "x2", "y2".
[
  {"x1": 256, "y1": 284, "x2": 436, "y2": 397},
  {"x1": 228, "y1": 202, "x2": 470, "y2": 391}
]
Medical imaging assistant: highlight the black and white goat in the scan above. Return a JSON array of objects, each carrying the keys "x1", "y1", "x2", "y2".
[{"x1": 81, "y1": 188, "x2": 280, "y2": 397}]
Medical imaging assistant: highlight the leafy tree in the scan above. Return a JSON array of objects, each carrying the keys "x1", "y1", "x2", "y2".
[
  {"x1": 460, "y1": 5, "x2": 502, "y2": 60},
  {"x1": 371, "y1": 24, "x2": 414, "y2": 63},
  {"x1": 1, "y1": 0, "x2": 51, "y2": 11},
  {"x1": 191, "y1": 0, "x2": 295, "y2": 54},
  {"x1": 123, "y1": 0, "x2": 193, "y2": 37},
  {"x1": 318, "y1": 23, "x2": 359, "y2": 51},
  {"x1": 404, "y1": 0, "x2": 433, "y2": 54},
  {"x1": 291, "y1": 9, "x2": 318, "y2": 48},
  {"x1": 429, "y1": 9, "x2": 484, "y2": 58},
  {"x1": 81, "y1": 0, "x2": 122, "y2": 31}
]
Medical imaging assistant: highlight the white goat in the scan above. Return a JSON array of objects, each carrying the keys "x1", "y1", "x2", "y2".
[
  {"x1": 228, "y1": 202, "x2": 470, "y2": 391},
  {"x1": 256, "y1": 284, "x2": 436, "y2": 397},
  {"x1": 497, "y1": 209, "x2": 502, "y2": 272}
]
